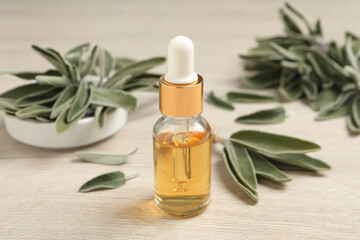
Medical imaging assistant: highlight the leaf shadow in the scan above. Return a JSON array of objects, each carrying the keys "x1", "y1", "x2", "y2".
[{"x1": 213, "y1": 150, "x2": 257, "y2": 205}]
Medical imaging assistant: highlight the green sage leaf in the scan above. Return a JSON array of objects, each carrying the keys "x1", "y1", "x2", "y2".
[
  {"x1": 35, "y1": 75, "x2": 71, "y2": 88},
  {"x1": 0, "y1": 69, "x2": 61, "y2": 80},
  {"x1": 75, "y1": 148, "x2": 137, "y2": 165},
  {"x1": 351, "y1": 95, "x2": 360, "y2": 126},
  {"x1": 262, "y1": 152, "x2": 331, "y2": 171},
  {"x1": 235, "y1": 106, "x2": 285, "y2": 124},
  {"x1": 250, "y1": 151, "x2": 292, "y2": 182},
  {"x1": 80, "y1": 45, "x2": 98, "y2": 78},
  {"x1": 316, "y1": 102, "x2": 351, "y2": 121},
  {"x1": 50, "y1": 85, "x2": 77, "y2": 119},
  {"x1": 79, "y1": 171, "x2": 130, "y2": 193},
  {"x1": 67, "y1": 81, "x2": 91, "y2": 122},
  {"x1": 98, "y1": 48, "x2": 114, "y2": 78},
  {"x1": 15, "y1": 105, "x2": 51, "y2": 119},
  {"x1": 206, "y1": 91, "x2": 234, "y2": 110},
  {"x1": 55, "y1": 107, "x2": 87, "y2": 133},
  {"x1": 91, "y1": 87, "x2": 137, "y2": 111},
  {"x1": 222, "y1": 148, "x2": 259, "y2": 202},
  {"x1": 15, "y1": 88, "x2": 61, "y2": 108},
  {"x1": 347, "y1": 113, "x2": 360, "y2": 133},
  {"x1": 105, "y1": 57, "x2": 165, "y2": 89},
  {"x1": 65, "y1": 43, "x2": 90, "y2": 65},
  {"x1": 114, "y1": 57, "x2": 135, "y2": 69},
  {"x1": 310, "y1": 88, "x2": 338, "y2": 111},
  {"x1": 230, "y1": 130, "x2": 321, "y2": 154},
  {"x1": 225, "y1": 141, "x2": 257, "y2": 192},
  {"x1": 242, "y1": 68, "x2": 281, "y2": 89}
]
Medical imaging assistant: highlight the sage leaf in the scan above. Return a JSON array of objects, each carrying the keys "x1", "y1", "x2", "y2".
[
  {"x1": 114, "y1": 57, "x2": 135, "y2": 69},
  {"x1": 270, "y1": 161, "x2": 313, "y2": 171},
  {"x1": 91, "y1": 87, "x2": 137, "y2": 111},
  {"x1": 0, "y1": 69, "x2": 61, "y2": 80},
  {"x1": 55, "y1": 107, "x2": 87, "y2": 133},
  {"x1": 269, "y1": 42, "x2": 298, "y2": 61},
  {"x1": 235, "y1": 106, "x2": 285, "y2": 124},
  {"x1": 31, "y1": 45, "x2": 69, "y2": 77},
  {"x1": 0, "y1": 97, "x2": 16, "y2": 111},
  {"x1": 65, "y1": 43, "x2": 90, "y2": 65},
  {"x1": 206, "y1": 91, "x2": 234, "y2": 110},
  {"x1": 80, "y1": 45, "x2": 98, "y2": 78},
  {"x1": 50, "y1": 85, "x2": 77, "y2": 119},
  {"x1": 345, "y1": 35, "x2": 359, "y2": 69},
  {"x1": 35, "y1": 116, "x2": 52, "y2": 122},
  {"x1": 225, "y1": 141, "x2": 257, "y2": 191},
  {"x1": 227, "y1": 91, "x2": 277, "y2": 102},
  {"x1": 285, "y1": 2, "x2": 317, "y2": 34},
  {"x1": 242, "y1": 69, "x2": 281, "y2": 89},
  {"x1": 351, "y1": 95, "x2": 360, "y2": 126},
  {"x1": 15, "y1": 88, "x2": 61, "y2": 108},
  {"x1": 75, "y1": 148, "x2": 137, "y2": 165},
  {"x1": 222, "y1": 148, "x2": 259, "y2": 202},
  {"x1": 279, "y1": 8, "x2": 302, "y2": 34},
  {"x1": 250, "y1": 151, "x2": 292, "y2": 182},
  {"x1": 99, "y1": 48, "x2": 114, "y2": 78},
  {"x1": 263, "y1": 152, "x2": 331, "y2": 171},
  {"x1": 316, "y1": 102, "x2": 351, "y2": 121},
  {"x1": 347, "y1": 113, "x2": 360, "y2": 133},
  {"x1": 79, "y1": 171, "x2": 134, "y2": 193},
  {"x1": 230, "y1": 130, "x2": 321, "y2": 154},
  {"x1": 104, "y1": 57, "x2": 165, "y2": 88},
  {"x1": 95, "y1": 106, "x2": 105, "y2": 128},
  {"x1": 35, "y1": 75, "x2": 71, "y2": 87},
  {"x1": 0, "y1": 83, "x2": 53, "y2": 99},
  {"x1": 15, "y1": 105, "x2": 51, "y2": 119},
  {"x1": 310, "y1": 88, "x2": 338, "y2": 111},
  {"x1": 67, "y1": 81, "x2": 91, "y2": 122}
]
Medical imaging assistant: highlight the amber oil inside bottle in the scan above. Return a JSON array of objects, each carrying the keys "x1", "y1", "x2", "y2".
[{"x1": 153, "y1": 131, "x2": 211, "y2": 216}]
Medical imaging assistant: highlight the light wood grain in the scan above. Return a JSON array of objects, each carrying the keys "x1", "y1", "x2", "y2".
[{"x1": 0, "y1": 0, "x2": 359, "y2": 239}]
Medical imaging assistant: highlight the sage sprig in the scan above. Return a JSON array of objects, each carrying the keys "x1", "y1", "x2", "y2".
[
  {"x1": 0, "y1": 43, "x2": 165, "y2": 133},
  {"x1": 76, "y1": 149, "x2": 138, "y2": 192},
  {"x1": 216, "y1": 130, "x2": 330, "y2": 202},
  {"x1": 239, "y1": 2, "x2": 360, "y2": 134}
]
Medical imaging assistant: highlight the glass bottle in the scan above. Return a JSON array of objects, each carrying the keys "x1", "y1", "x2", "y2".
[{"x1": 152, "y1": 36, "x2": 212, "y2": 216}]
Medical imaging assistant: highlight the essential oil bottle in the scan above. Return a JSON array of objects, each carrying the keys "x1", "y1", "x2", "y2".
[{"x1": 153, "y1": 36, "x2": 212, "y2": 216}]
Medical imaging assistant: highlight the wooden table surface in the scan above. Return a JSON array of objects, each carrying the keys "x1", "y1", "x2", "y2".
[{"x1": 1, "y1": 0, "x2": 359, "y2": 239}]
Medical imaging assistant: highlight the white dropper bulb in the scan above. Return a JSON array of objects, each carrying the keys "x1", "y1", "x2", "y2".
[{"x1": 165, "y1": 36, "x2": 198, "y2": 84}]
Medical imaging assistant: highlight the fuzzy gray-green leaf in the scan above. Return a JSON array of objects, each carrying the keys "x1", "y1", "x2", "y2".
[
  {"x1": 80, "y1": 45, "x2": 98, "y2": 78},
  {"x1": 222, "y1": 148, "x2": 259, "y2": 202},
  {"x1": 15, "y1": 105, "x2": 51, "y2": 119},
  {"x1": 35, "y1": 75, "x2": 71, "y2": 88},
  {"x1": 75, "y1": 148, "x2": 137, "y2": 165},
  {"x1": 50, "y1": 85, "x2": 77, "y2": 119},
  {"x1": 351, "y1": 95, "x2": 360, "y2": 126},
  {"x1": 225, "y1": 141, "x2": 257, "y2": 192},
  {"x1": 262, "y1": 152, "x2": 331, "y2": 171},
  {"x1": 235, "y1": 106, "x2": 285, "y2": 124},
  {"x1": 105, "y1": 57, "x2": 165, "y2": 88},
  {"x1": 206, "y1": 91, "x2": 234, "y2": 110},
  {"x1": 79, "y1": 171, "x2": 127, "y2": 193},
  {"x1": 230, "y1": 130, "x2": 321, "y2": 154},
  {"x1": 67, "y1": 81, "x2": 91, "y2": 122},
  {"x1": 91, "y1": 87, "x2": 137, "y2": 111},
  {"x1": 15, "y1": 88, "x2": 61, "y2": 108},
  {"x1": 99, "y1": 48, "x2": 114, "y2": 78},
  {"x1": 250, "y1": 151, "x2": 292, "y2": 182},
  {"x1": 65, "y1": 43, "x2": 90, "y2": 65}
]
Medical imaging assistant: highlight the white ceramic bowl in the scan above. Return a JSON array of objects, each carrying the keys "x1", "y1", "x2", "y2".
[{"x1": 3, "y1": 108, "x2": 127, "y2": 149}]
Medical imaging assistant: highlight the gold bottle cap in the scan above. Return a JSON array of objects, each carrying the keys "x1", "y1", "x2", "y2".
[{"x1": 159, "y1": 74, "x2": 203, "y2": 117}]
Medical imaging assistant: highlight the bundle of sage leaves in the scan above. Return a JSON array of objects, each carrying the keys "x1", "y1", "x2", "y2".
[
  {"x1": 216, "y1": 130, "x2": 330, "y2": 202},
  {"x1": 0, "y1": 43, "x2": 165, "y2": 133},
  {"x1": 239, "y1": 2, "x2": 360, "y2": 133}
]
